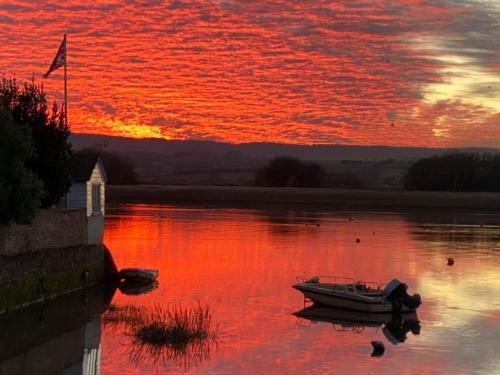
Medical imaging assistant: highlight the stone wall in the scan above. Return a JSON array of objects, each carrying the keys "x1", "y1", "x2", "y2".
[
  {"x1": 0, "y1": 244, "x2": 106, "y2": 313},
  {"x1": 0, "y1": 209, "x2": 86, "y2": 256}
]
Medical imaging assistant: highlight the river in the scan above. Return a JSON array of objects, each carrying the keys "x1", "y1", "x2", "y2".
[{"x1": 98, "y1": 203, "x2": 500, "y2": 374}]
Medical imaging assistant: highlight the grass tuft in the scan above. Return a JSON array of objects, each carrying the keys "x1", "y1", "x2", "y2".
[
  {"x1": 103, "y1": 302, "x2": 218, "y2": 369},
  {"x1": 132, "y1": 304, "x2": 212, "y2": 348}
]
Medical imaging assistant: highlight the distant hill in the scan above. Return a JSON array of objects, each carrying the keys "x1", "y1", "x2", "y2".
[{"x1": 70, "y1": 133, "x2": 500, "y2": 187}]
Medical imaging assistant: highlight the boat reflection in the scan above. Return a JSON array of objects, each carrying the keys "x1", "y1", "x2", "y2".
[
  {"x1": 118, "y1": 279, "x2": 159, "y2": 296},
  {"x1": 294, "y1": 305, "x2": 420, "y2": 344}
]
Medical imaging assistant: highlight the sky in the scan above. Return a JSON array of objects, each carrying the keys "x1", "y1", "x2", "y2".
[{"x1": 0, "y1": 0, "x2": 499, "y2": 147}]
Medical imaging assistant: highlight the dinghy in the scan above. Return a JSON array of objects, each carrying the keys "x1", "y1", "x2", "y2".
[{"x1": 292, "y1": 276, "x2": 421, "y2": 313}]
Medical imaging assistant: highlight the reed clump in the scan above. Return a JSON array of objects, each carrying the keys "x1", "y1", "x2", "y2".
[
  {"x1": 103, "y1": 303, "x2": 218, "y2": 369},
  {"x1": 104, "y1": 303, "x2": 217, "y2": 348},
  {"x1": 132, "y1": 304, "x2": 213, "y2": 349}
]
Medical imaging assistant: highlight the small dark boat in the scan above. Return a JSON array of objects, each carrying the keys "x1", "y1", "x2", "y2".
[
  {"x1": 293, "y1": 276, "x2": 421, "y2": 313},
  {"x1": 119, "y1": 268, "x2": 159, "y2": 283}
]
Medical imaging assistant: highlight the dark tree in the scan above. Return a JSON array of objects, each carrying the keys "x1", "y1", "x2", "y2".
[
  {"x1": 256, "y1": 156, "x2": 326, "y2": 187},
  {"x1": 0, "y1": 109, "x2": 44, "y2": 224},
  {"x1": 73, "y1": 148, "x2": 138, "y2": 185},
  {"x1": 405, "y1": 152, "x2": 500, "y2": 192},
  {"x1": 0, "y1": 77, "x2": 72, "y2": 207},
  {"x1": 297, "y1": 162, "x2": 326, "y2": 187}
]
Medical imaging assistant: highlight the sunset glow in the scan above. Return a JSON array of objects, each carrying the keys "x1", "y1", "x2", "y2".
[{"x1": 1, "y1": 0, "x2": 499, "y2": 146}]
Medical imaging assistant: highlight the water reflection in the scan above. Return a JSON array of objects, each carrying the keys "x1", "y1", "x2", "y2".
[
  {"x1": 127, "y1": 335, "x2": 215, "y2": 372},
  {"x1": 118, "y1": 280, "x2": 159, "y2": 296},
  {"x1": 295, "y1": 305, "x2": 420, "y2": 343},
  {"x1": 2, "y1": 205, "x2": 498, "y2": 374},
  {"x1": 100, "y1": 203, "x2": 500, "y2": 374},
  {"x1": 102, "y1": 302, "x2": 218, "y2": 372},
  {"x1": 0, "y1": 285, "x2": 115, "y2": 375}
]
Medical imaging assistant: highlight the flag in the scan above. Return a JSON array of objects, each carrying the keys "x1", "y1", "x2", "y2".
[{"x1": 43, "y1": 36, "x2": 66, "y2": 79}]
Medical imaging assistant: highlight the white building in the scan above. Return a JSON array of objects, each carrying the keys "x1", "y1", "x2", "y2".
[{"x1": 60, "y1": 156, "x2": 108, "y2": 244}]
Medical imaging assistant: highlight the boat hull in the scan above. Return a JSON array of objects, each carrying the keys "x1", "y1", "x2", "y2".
[{"x1": 293, "y1": 284, "x2": 414, "y2": 313}]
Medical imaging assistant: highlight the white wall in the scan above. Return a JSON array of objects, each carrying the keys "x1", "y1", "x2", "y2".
[{"x1": 59, "y1": 161, "x2": 106, "y2": 245}]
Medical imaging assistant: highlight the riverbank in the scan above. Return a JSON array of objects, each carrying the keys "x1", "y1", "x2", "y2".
[{"x1": 107, "y1": 185, "x2": 500, "y2": 210}]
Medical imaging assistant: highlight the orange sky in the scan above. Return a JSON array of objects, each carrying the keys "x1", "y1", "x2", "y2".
[{"x1": 1, "y1": 0, "x2": 499, "y2": 147}]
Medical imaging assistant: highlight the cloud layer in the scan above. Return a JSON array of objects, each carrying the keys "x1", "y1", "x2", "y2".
[{"x1": 0, "y1": 0, "x2": 499, "y2": 146}]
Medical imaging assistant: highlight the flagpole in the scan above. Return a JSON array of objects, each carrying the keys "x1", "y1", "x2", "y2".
[{"x1": 63, "y1": 34, "x2": 68, "y2": 128}]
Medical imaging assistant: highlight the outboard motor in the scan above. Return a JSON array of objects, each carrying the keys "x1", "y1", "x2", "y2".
[{"x1": 384, "y1": 279, "x2": 422, "y2": 311}]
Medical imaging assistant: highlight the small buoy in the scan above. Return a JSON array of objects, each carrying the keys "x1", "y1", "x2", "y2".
[
  {"x1": 447, "y1": 257, "x2": 454, "y2": 266},
  {"x1": 371, "y1": 341, "x2": 385, "y2": 357},
  {"x1": 372, "y1": 231, "x2": 375, "y2": 235},
  {"x1": 348, "y1": 217, "x2": 353, "y2": 221},
  {"x1": 356, "y1": 238, "x2": 361, "y2": 243},
  {"x1": 316, "y1": 224, "x2": 320, "y2": 227}
]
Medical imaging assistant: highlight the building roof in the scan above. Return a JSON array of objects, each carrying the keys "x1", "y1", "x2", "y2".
[{"x1": 70, "y1": 154, "x2": 108, "y2": 183}]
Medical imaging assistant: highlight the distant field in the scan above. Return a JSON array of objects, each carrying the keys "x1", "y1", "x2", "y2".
[{"x1": 107, "y1": 185, "x2": 500, "y2": 210}]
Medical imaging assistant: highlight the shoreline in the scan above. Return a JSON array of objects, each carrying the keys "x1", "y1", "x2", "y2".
[{"x1": 107, "y1": 185, "x2": 500, "y2": 211}]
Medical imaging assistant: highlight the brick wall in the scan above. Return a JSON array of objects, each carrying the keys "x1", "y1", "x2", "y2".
[{"x1": 0, "y1": 209, "x2": 86, "y2": 256}]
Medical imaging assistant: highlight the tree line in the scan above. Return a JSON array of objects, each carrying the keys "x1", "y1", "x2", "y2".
[{"x1": 405, "y1": 153, "x2": 500, "y2": 192}]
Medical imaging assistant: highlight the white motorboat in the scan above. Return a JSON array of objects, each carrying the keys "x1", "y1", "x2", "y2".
[
  {"x1": 292, "y1": 276, "x2": 421, "y2": 313},
  {"x1": 119, "y1": 268, "x2": 159, "y2": 283}
]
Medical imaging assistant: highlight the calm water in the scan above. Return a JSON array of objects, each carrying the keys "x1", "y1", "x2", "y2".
[
  {"x1": 97, "y1": 203, "x2": 500, "y2": 374},
  {"x1": 3, "y1": 203, "x2": 499, "y2": 374}
]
